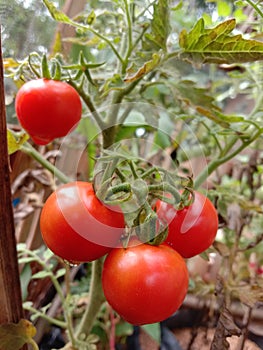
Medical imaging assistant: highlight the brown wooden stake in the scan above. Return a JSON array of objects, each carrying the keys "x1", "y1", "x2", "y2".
[{"x1": 0, "y1": 31, "x2": 27, "y2": 340}]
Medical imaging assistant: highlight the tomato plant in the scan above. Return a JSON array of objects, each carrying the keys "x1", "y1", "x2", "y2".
[
  {"x1": 102, "y1": 241, "x2": 189, "y2": 325},
  {"x1": 15, "y1": 78, "x2": 82, "y2": 145},
  {"x1": 156, "y1": 192, "x2": 218, "y2": 258},
  {"x1": 40, "y1": 181, "x2": 125, "y2": 264},
  {"x1": 4, "y1": 1, "x2": 263, "y2": 349}
]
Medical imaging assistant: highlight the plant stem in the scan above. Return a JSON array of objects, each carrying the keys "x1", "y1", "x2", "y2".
[
  {"x1": 75, "y1": 258, "x2": 105, "y2": 339},
  {"x1": 123, "y1": 0, "x2": 133, "y2": 72},
  {"x1": 245, "y1": 0, "x2": 263, "y2": 18},
  {"x1": 69, "y1": 80, "x2": 106, "y2": 131},
  {"x1": 23, "y1": 304, "x2": 67, "y2": 329},
  {"x1": 21, "y1": 142, "x2": 70, "y2": 184},
  {"x1": 48, "y1": 268, "x2": 77, "y2": 347},
  {"x1": 194, "y1": 129, "x2": 263, "y2": 189},
  {"x1": 60, "y1": 19, "x2": 124, "y2": 65}
]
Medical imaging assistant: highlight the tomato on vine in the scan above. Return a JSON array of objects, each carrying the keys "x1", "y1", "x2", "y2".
[
  {"x1": 102, "y1": 241, "x2": 189, "y2": 325},
  {"x1": 15, "y1": 78, "x2": 82, "y2": 145},
  {"x1": 156, "y1": 191, "x2": 218, "y2": 258},
  {"x1": 40, "y1": 181, "x2": 125, "y2": 264}
]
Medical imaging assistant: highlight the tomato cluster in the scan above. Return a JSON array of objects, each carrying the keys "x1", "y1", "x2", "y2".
[
  {"x1": 15, "y1": 79, "x2": 82, "y2": 145},
  {"x1": 40, "y1": 183, "x2": 218, "y2": 325}
]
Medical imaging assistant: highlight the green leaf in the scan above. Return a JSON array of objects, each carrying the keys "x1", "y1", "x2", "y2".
[
  {"x1": 18, "y1": 257, "x2": 37, "y2": 264},
  {"x1": 173, "y1": 80, "x2": 219, "y2": 112},
  {"x1": 142, "y1": 323, "x2": 161, "y2": 344},
  {"x1": 172, "y1": 0, "x2": 183, "y2": 11},
  {"x1": 17, "y1": 243, "x2": 27, "y2": 252},
  {"x1": 235, "y1": 8, "x2": 248, "y2": 22},
  {"x1": 87, "y1": 10, "x2": 96, "y2": 25},
  {"x1": 32, "y1": 271, "x2": 52, "y2": 279},
  {"x1": 115, "y1": 321, "x2": 133, "y2": 337},
  {"x1": 55, "y1": 268, "x2": 66, "y2": 279},
  {"x1": 202, "y1": 13, "x2": 213, "y2": 26},
  {"x1": 145, "y1": 0, "x2": 171, "y2": 51},
  {"x1": 43, "y1": 248, "x2": 54, "y2": 261},
  {"x1": 196, "y1": 108, "x2": 248, "y2": 129},
  {"x1": 217, "y1": 1, "x2": 232, "y2": 17},
  {"x1": 179, "y1": 18, "x2": 263, "y2": 64},
  {"x1": 0, "y1": 319, "x2": 37, "y2": 350},
  {"x1": 213, "y1": 112, "x2": 245, "y2": 123},
  {"x1": 7, "y1": 130, "x2": 29, "y2": 155},
  {"x1": 235, "y1": 0, "x2": 246, "y2": 6},
  {"x1": 42, "y1": 0, "x2": 74, "y2": 24},
  {"x1": 20, "y1": 264, "x2": 32, "y2": 301},
  {"x1": 196, "y1": 107, "x2": 229, "y2": 128},
  {"x1": 124, "y1": 53, "x2": 161, "y2": 83}
]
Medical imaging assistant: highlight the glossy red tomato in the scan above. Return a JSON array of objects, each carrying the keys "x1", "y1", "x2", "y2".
[
  {"x1": 102, "y1": 241, "x2": 189, "y2": 325},
  {"x1": 40, "y1": 182, "x2": 125, "y2": 264},
  {"x1": 156, "y1": 192, "x2": 218, "y2": 258},
  {"x1": 15, "y1": 78, "x2": 82, "y2": 145}
]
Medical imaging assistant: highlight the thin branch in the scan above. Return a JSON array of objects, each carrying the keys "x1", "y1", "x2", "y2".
[
  {"x1": 194, "y1": 128, "x2": 263, "y2": 189},
  {"x1": 238, "y1": 232, "x2": 263, "y2": 252},
  {"x1": 23, "y1": 304, "x2": 67, "y2": 329},
  {"x1": 75, "y1": 258, "x2": 105, "y2": 339},
  {"x1": 245, "y1": 0, "x2": 263, "y2": 18},
  {"x1": 21, "y1": 143, "x2": 71, "y2": 184},
  {"x1": 123, "y1": 0, "x2": 133, "y2": 59},
  {"x1": 70, "y1": 80, "x2": 106, "y2": 130}
]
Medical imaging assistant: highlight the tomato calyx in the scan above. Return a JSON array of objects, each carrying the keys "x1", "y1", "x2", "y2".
[{"x1": 93, "y1": 147, "x2": 195, "y2": 246}]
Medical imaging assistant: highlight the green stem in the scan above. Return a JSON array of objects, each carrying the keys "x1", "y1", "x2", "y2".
[
  {"x1": 194, "y1": 129, "x2": 263, "y2": 189},
  {"x1": 122, "y1": 0, "x2": 133, "y2": 72},
  {"x1": 21, "y1": 142, "x2": 70, "y2": 184},
  {"x1": 124, "y1": 0, "x2": 133, "y2": 50},
  {"x1": 135, "y1": 0, "x2": 156, "y2": 20},
  {"x1": 76, "y1": 259, "x2": 105, "y2": 340},
  {"x1": 245, "y1": 0, "x2": 263, "y2": 18},
  {"x1": 69, "y1": 80, "x2": 106, "y2": 131},
  {"x1": 148, "y1": 182, "x2": 181, "y2": 203},
  {"x1": 219, "y1": 135, "x2": 239, "y2": 158},
  {"x1": 88, "y1": 27, "x2": 124, "y2": 65},
  {"x1": 249, "y1": 90, "x2": 263, "y2": 117},
  {"x1": 23, "y1": 304, "x2": 67, "y2": 329},
  {"x1": 68, "y1": 21, "x2": 124, "y2": 65},
  {"x1": 48, "y1": 271, "x2": 77, "y2": 347},
  {"x1": 128, "y1": 160, "x2": 139, "y2": 179},
  {"x1": 130, "y1": 24, "x2": 149, "y2": 54},
  {"x1": 107, "y1": 79, "x2": 142, "y2": 124}
]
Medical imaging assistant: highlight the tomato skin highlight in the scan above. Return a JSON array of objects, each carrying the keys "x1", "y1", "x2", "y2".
[
  {"x1": 15, "y1": 79, "x2": 82, "y2": 145},
  {"x1": 102, "y1": 242, "x2": 189, "y2": 325},
  {"x1": 40, "y1": 182, "x2": 125, "y2": 263},
  {"x1": 157, "y1": 192, "x2": 218, "y2": 258}
]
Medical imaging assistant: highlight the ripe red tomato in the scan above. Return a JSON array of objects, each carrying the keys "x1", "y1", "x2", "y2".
[
  {"x1": 102, "y1": 241, "x2": 189, "y2": 325},
  {"x1": 156, "y1": 192, "x2": 218, "y2": 258},
  {"x1": 15, "y1": 78, "x2": 82, "y2": 145},
  {"x1": 40, "y1": 182, "x2": 125, "y2": 264}
]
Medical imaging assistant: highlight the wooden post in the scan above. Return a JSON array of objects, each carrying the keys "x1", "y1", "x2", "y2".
[{"x1": 0, "y1": 32, "x2": 27, "y2": 349}]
